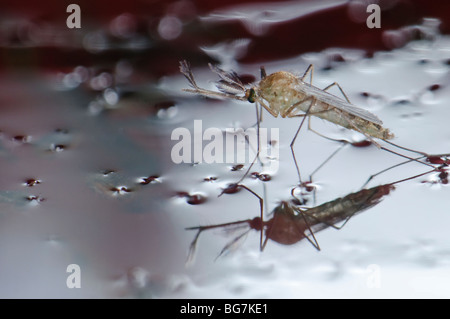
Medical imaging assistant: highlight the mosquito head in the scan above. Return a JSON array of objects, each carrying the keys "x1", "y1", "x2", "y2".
[{"x1": 245, "y1": 88, "x2": 257, "y2": 103}]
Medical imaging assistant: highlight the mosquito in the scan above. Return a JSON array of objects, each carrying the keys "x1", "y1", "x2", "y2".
[
  {"x1": 179, "y1": 60, "x2": 441, "y2": 188},
  {"x1": 185, "y1": 167, "x2": 436, "y2": 262}
]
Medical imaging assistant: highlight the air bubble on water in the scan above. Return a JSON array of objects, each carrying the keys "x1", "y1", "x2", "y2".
[
  {"x1": 23, "y1": 178, "x2": 41, "y2": 187},
  {"x1": 201, "y1": 39, "x2": 251, "y2": 67},
  {"x1": 90, "y1": 72, "x2": 113, "y2": 91},
  {"x1": 157, "y1": 16, "x2": 182, "y2": 41},
  {"x1": 138, "y1": 175, "x2": 161, "y2": 185},
  {"x1": 49, "y1": 143, "x2": 66, "y2": 152},
  {"x1": 103, "y1": 88, "x2": 119, "y2": 106},
  {"x1": 203, "y1": 176, "x2": 218, "y2": 182},
  {"x1": 62, "y1": 72, "x2": 82, "y2": 89},
  {"x1": 88, "y1": 100, "x2": 104, "y2": 116},
  {"x1": 156, "y1": 106, "x2": 178, "y2": 120},
  {"x1": 420, "y1": 90, "x2": 439, "y2": 105},
  {"x1": 83, "y1": 31, "x2": 109, "y2": 53},
  {"x1": 110, "y1": 185, "x2": 133, "y2": 196},
  {"x1": 115, "y1": 60, "x2": 133, "y2": 82},
  {"x1": 127, "y1": 266, "x2": 149, "y2": 290},
  {"x1": 12, "y1": 135, "x2": 32, "y2": 144},
  {"x1": 25, "y1": 195, "x2": 45, "y2": 206},
  {"x1": 110, "y1": 13, "x2": 137, "y2": 39},
  {"x1": 73, "y1": 66, "x2": 90, "y2": 83}
]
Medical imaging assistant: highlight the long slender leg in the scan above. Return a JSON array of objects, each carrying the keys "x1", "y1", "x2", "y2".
[
  {"x1": 337, "y1": 110, "x2": 435, "y2": 167},
  {"x1": 234, "y1": 95, "x2": 281, "y2": 185},
  {"x1": 321, "y1": 80, "x2": 438, "y2": 160},
  {"x1": 300, "y1": 64, "x2": 314, "y2": 84},
  {"x1": 297, "y1": 64, "x2": 446, "y2": 186},
  {"x1": 296, "y1": 208, "x2": 321, "y2": 250},
  {"x1": 238, "y1": 185, "x2": 265, "y2": 251},
  {"x1": 322, "y1": 81, "x2": 351, "y2": 103},
  {"x1": 320, "y1": 79, "x2": 436, "y2": 160},
  {"x1": 187, "y1": 183, "x2": 265, "y2": 260},
  {"x1": 307, "y1": 116, "x2": 349, "y2": 144},
  {"x1": 289, "y1": 97, "x2": 316, "y2": 185},
  {"x1": 361, "y1": 155, "x2": 426, "y2": 188},
  {"x1": 235, "y1": 102, "x2": 263, "y2": 185}
]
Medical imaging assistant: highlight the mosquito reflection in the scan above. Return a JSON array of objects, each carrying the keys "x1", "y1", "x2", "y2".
[{"x1": 186, "y1": 169, "x2": 436, "y2": 262}]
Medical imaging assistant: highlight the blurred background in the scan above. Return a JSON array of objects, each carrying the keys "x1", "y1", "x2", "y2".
[{"x1": 0, "y1": 0, "x2": 450, "y2": 298}]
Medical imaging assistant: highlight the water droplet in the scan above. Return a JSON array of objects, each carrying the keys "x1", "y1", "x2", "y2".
[
  {"x1": 103, "y1": 88, "x2": 119, "y2": 106},
  {"x1": 90, "y1": 72, "x2": 113, "y2": 91},
  {"x1": 110, "y1": 13, "x2": 137, "y2": 39},
  {"x1": 98, "y1": 170, "x2": 114, "y2": 177},
  {"x1": 428, "y1": 84, "x2": 441, "y2": 92},
  {"x1": 186, "y1": 194, "x2": 206, "y2": 205},
  {"x1": 139, "y1": 175, "x2": 160, "y2": 185},
  {"x1": 231, "y1": 164, "x2": 244, "y2": 171},
  {"x1": 156, "y1": 106, "x2": 178, "y2": 120},
  {"x1": 26, "y1": 195, "x2": 45, "y2": 204},
  {"x1": 251, "y1": 172, "x2": 271, "y2": 181},
  {"x1": 176, "y1": 191, "x2": 207, "y2": 205},
  {"x1": 83, "y1": 31, "x2": 109, "y2": 53},
  {"x1": 24, "y1": 178, "x2": 41, "y2": 187},
  {"x1": 110, "y1": 186, "x2": 133, "y2": 196},
  {"x1": 127, "y1": 267, "x2": 149, "y2": 290},
  {"x1": 157, "y1": 16, "x2": 182, "y2": 40},
  {"x1": 351, "y1": 140, "x2": 372, "y2": 148},
  {"x1": 12, "y1": 135, "x2": 31, "y2": 143},
  {"x1": 49, "y1": 144, "x2": 67, "y2": 152},
  {"x1": 221, "y1": 183, "x2": 241, "y2": 194}
]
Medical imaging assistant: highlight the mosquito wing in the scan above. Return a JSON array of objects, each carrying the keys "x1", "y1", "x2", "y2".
[{"x1": 296, "y1": 82, "x2": 383, "y2": 126}]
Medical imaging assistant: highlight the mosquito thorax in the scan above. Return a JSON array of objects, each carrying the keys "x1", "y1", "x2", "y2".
[{"x1": 258, "y1": 71, "x2": 302, "y2": 115}]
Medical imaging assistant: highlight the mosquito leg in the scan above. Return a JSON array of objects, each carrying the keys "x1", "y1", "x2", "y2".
[
  {"x1": 383, "y1": 139, "x2": 428, "y2": 157},
  {"x1": 320, "y1": 80, "x2": 436, "y2": 160},
  {"x1": 259, "y1": 102, "x2": 264, "y2": 123},
  {"x1": 300, "y1": 214, "x2": 321, "y2": 251},
  {"x1": 235, "y1": 102, "x2": 264, "y2": 185},
  {"x1": 360, "y1": 155, "x2": 427, "y2": 188},
  {"x1": 238, "y1": 184, "x2": 265, "y2": 251},
  {"x1": 300, "y1": 64, "x2": 314, "y2": 84},
  {"x1": 322, "y1": 82, "x2": 351, "y2": 103},
  {"x1": 320, "y1": 81, "x2": 439, "y2": 162},
  {"x1": 289, "y1": 97, "x2": 316, "y2": 185},
  {"x1": 236, "y1": 95, "x2": 283, "y2": 184},
  {"x1": 307, "y1": 116, "x2": 350, "y2": 144}
]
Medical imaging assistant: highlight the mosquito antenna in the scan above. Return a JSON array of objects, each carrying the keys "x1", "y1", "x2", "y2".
[
  {"x1": 179, "y1": 60, "x2": 247, "y2": 101},
  {"x1": 214, "y1": 229, "x2": 252, "y2": 261},
  {"x1": 208, "y1": 63, "x2": 246, "y2": 90}
]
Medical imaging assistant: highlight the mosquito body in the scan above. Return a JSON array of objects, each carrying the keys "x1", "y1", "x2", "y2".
[
  {"x1": 180, "y1": 60, "x2": 393, "y2": 141},
  {"x1": 180, "y1": 60, "x2": 449, "y2": 190},
  {"x1": 257, "y1": 71, "x2": 394, "y2": 140},
  {"x1": 186, "y1": 182, "x2": 394, "y2": 261},
  {"x1": 180, "y1": 60, "x2": 398, "y2": 185},
  {"x1": 185, "y1": 165, "x2": 438, "y2": 262}
]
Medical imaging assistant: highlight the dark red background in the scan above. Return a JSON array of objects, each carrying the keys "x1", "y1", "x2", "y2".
[{"x1": 1, "y1": 0, "x2": 449, "y2": 75}]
